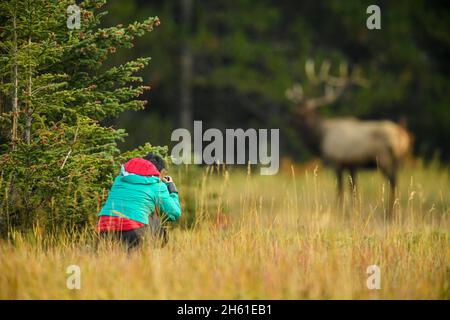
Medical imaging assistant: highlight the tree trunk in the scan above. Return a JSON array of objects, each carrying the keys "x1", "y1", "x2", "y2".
[
  {"x1": 25, "y1": 37, "x2": 32, "y2": 145},
  {"x1": 179, "y1": 0, "x2": 193, "y2": 130},
  {"x1": 11, "y1": 15, "x2": 19, "y2": 149}
]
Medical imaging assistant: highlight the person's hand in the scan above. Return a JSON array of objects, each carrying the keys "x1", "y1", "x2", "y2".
[
  {"x1": 163, "y1": 176, "x2": 178, "y2": 193},
  {"x1": 163, "y1": 175, "x2": 173, "y2": 183}
]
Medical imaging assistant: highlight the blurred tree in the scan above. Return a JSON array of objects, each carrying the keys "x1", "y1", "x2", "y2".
[{"x1": 179, "y1": 0, "x2": 193, "y2": 131}]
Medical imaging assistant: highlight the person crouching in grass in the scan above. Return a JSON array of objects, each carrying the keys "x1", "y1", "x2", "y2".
[{"x1": 97, "y1": 153, "x2": 181, "y2": 249}]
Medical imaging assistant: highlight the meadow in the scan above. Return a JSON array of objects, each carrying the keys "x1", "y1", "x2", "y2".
[{"x1": 0, "y1": 160, "x2": 448, "y2": 299}]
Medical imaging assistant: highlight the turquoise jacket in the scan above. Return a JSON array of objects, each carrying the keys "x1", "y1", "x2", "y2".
[{"x1": 98, "y1": 173, "x2": 181, "y2": 224}]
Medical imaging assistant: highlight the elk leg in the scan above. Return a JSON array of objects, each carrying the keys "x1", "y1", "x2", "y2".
[
  {"x1": 387, "y1": 173, "x2": 397, "y2": 220},
  {"x1": 378, "y1": 150, "x2": 397, "y2": 221}
]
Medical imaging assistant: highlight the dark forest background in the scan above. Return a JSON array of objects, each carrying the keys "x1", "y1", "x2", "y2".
[{"x1": 101, "y1": 0, "x2": 449, "y2": 162}]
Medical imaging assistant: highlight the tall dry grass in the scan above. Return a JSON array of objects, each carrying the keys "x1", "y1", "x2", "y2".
[{"x1": 0, "y1": 161, "x2": 448, "y2": 299}]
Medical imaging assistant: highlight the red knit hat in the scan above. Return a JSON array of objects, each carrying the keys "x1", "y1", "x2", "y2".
[{"x1": 124, "y1": 158, "x2": 160, "y2": 176}]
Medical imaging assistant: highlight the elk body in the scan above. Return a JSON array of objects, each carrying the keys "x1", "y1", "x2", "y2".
[{"x1": 287, "y1": 60, "x2": 411, "y2": 217}]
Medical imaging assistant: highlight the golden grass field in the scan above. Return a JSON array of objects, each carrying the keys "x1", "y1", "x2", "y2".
[{"x1": 0, "y1": 160, "x2": 448, "y2": 299}]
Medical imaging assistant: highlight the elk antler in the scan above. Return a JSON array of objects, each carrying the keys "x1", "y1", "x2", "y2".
[{"x1": 286, "y1": 59, "x2": 369, "y2": 110}]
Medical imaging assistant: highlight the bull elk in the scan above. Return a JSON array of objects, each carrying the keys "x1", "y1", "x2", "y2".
[{"x1": 286, "y1": 59, "x2": 411, "y2": 218}]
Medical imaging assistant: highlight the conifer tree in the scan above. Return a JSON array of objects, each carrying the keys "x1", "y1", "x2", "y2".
[{"x1": 0, "y1": 0, "x2": 165, "y2": 234}]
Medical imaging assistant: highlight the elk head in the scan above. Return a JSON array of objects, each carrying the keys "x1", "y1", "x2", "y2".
[{"x1": 285, "y1": 59, "x2": 369, "y2": 154}]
